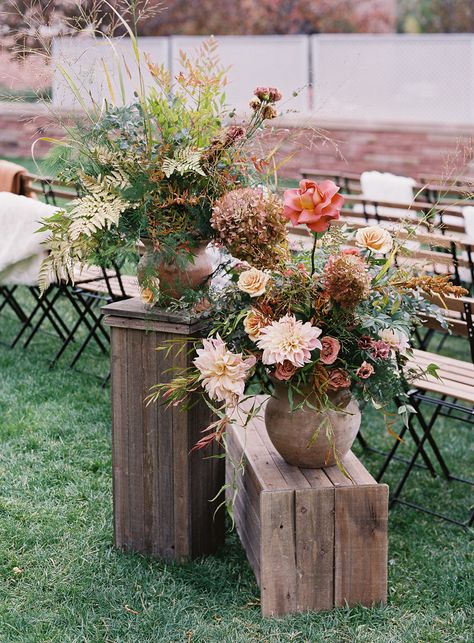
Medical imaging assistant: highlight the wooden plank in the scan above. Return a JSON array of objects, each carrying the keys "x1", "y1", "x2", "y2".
[
  {"x1": 188, "y1": 389, "x2": 225, "y2": 558},
  {"x1": 334, "y1": 485, "x2": 388, "y2": 608},
  {"x1": 103, "y1": 297, "x2": 200, "y2": 325},
  {"x1": 141, "y1": 330, "x2": 158, "y2": 554},
  {"x1": 110, "y1": 327, "x2": 128, "y2": 549},
  {"x1": 260, "y1": 490, "x2": 298, "y2": 617},
  {"x1": 300, "y1": 466, "x2": 335, "y2": 489},
  {"x1": 172, "y1": 342, "x2": 191, "y2": 561},
  {"x1": 295, "y1": 488, "x2": 335, "y2": 612},
  {"x1": 104, "y1": 314, "x2": 204, "y2": 336},
  {"x1": 230, "y1": 467, "x2": 262, "y2": 582},
  {"x1": 230, "y1": 420, "x2": 290, "y2": 491},
  {"x1": 127, "y1": 328, "x2": 145, "y2": 551},
  {"x1": 155, "y1": 331, "x2": 176, "y2": 559}
]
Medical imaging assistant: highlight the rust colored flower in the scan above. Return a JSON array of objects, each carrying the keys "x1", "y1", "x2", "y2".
[
  {"x1": 262, "y1": 104, "x2": 278, "y2": 120},
  {"x1": 327, "y1": 368, "x2": 351, "y2": 390},
  {"x1": 283, "y1": 179, "x2": 344, "y2": 233},
  {"x1": 358, "y1": 335, "x2": 374, "y2": 350},
  {"x1": 225, "y1": 125, "x2": 245, "y2": 143},
  {"x1": 319, "y1": 336, "x2": 341, "y2": 365},
  {"x1": 274, "y1": 360, "x2": 298, "y2": 381},
  {"x1": 323, "y1": 254, "x2": 371, "y2": 308},
  {"x1": 211, "y1": 188, "x2": 289, "y2": 269},
  {"x1": 356, "y1": 361, "x2": 375, "y2": 379}
]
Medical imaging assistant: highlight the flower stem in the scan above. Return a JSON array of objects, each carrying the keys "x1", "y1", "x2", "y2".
[{"x1": 311, "y1": 232, "x2": 318, "y2": 276}]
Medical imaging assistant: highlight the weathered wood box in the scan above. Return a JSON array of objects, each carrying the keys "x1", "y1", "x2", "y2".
[
  {"x1": 103, "y1": 298, "x2": 225, "y2": 562},
  {"x1": 226, "y1": 406, "x2": 388, "y2": 617}
]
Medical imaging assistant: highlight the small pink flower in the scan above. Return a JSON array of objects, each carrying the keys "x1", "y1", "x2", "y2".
[
  {"x1": 371, "y1": 340, "x2": 391, "y2": 360},
  {"x1": 320, "y1": 336, "x2": 340, "y2": 365},
  {"x1": 254, "y1": 86, "x2": 282, "y2": 102},
  {"x1": 342, "y1": 247, "x2": 360, "y2": 256},
  {"x1": 283, "y1": 179, "x2": 344, "y2": 233},
  {"x1": 274, "y1": 360, "x2": 298, "y2": 381},
  {"x1": 356, "y1": 361, "x2": 375, "y2": 379},
  {"x1": 327, "y1": 368, "x2": 351, "y2": 390}
]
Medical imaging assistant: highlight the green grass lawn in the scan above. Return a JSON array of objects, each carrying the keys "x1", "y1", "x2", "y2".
[{"x1": 0, "y1": 302, "x2": 472, "y2": 643}]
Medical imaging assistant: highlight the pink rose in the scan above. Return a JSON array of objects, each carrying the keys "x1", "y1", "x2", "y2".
[
  {"x1": 320, "y1": 336, "x2": 341, "y2": 365},
  {"x1": 327, "y1": 368, "x2": 351, "y2": 390},
  {"x1": 283, "y1": 179, "x2": 344, "y2": 233},
  {"x1": 356, "y1": 361, "x2": 375, "y2": 379},
  {"x1": 371, "y1": 340, "x2": 391, "y2": 360},
  {"x1": 274, "y1": 360, "x2": 298, "y2": 381}
]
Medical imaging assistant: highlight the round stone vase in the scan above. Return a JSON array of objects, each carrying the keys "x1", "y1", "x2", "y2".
[
  {"x1": 137, "y1": 239, "x2": 213, "y2": 301},
  {"x1": 264, "y1": 381, "x2": 361, "y2": 468}
]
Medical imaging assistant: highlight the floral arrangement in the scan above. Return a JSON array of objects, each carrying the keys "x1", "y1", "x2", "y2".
[
  {"x1": 37, "y1": 33, "x2": 289, "y2": 299},
  {"x1": 149, "y1": 182, "x2": 466, "y2": 466}
]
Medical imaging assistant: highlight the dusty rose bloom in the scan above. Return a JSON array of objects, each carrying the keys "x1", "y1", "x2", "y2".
[
  {"x1": 319, "y1": 336, "x2": 341, "y2": 365},
  {"x1": 327, "y1": 368, "x2": 351, "y2": 390},
  {"x1": 254, "y1": 86, "x2": 282, "y2": 102},
  {"x1": 371, "y1": 340, "x2": 391, "y2": 360},
  {"x1": 225, "y1": 125, "x2": 245, "y2": 142},
  {"x1": 356, "y1": 361, "x2": 375, "y2": 379},
  {"x1": 342, "y1": 247, "x2": 360, "y2": 256},
  {"x1": 358, "y1": 335, "x2": 373, "y2": 350},
  {"x1": 274, "y1": 360, "x2": 298, "y2": 381},
  {"x1": 249, "y1": 98, "x2": 261, "y2": 111},
  {"x1": 284, "y1": 179, "x2": 344, "y2": 233}
]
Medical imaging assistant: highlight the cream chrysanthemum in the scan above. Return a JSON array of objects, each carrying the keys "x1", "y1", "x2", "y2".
[
  {"x1": 256, "y1": 314, "x2": 322, "y2": 367},
  {"x1": 193, "y1": 335, "x2": 256, "y2": 404}
]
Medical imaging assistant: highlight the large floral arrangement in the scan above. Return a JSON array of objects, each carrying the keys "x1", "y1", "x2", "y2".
[
  {"x1": 150, "y1": 186, "x2": 465, "y2": 463},
  {"x1": 38, "y1": 35, "x2": 288, "y2": 296}
]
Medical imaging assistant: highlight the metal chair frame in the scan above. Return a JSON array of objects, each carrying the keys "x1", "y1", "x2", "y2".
[{"x1": 372, "y1": 297, "x2": 474, "y2": 528}]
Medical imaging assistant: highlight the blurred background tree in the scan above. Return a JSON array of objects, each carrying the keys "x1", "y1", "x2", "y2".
[
  {"x1": 399, "y1": 0, "x2": 474, "y2": 33},
  {"x1": 1, "y1": 0, "x2": 395, "y2": 55}
]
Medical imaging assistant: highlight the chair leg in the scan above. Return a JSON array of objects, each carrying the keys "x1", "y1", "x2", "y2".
[
  {"x1": 390, "y1": 402, "x2": 444, "y2": 506},
  {"x1": 69, "y1": 311, "x2": 109, "y2": 368},
  {"x1": 23, "y1": 288, "x2": 67, "y2": 348}
]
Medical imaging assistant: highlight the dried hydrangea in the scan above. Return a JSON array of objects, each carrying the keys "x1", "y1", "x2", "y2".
[
  {"x1": 211, "y1": 188, "x2": 289, "y2": 268},
  {"x1": 323, "y1": 254, "x2": 371, "y2": 308}
]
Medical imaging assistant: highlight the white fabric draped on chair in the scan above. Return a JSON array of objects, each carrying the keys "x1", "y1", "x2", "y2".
[{"x1": 0, "y1": 192, "x2": 58, "y2": 285}]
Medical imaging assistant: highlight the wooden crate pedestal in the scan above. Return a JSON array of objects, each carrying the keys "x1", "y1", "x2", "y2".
[
  {"x1": 103, "y1": 298, "x2": 225, "y2": 562},
  {"x1": 227, "y1": 405, "x2": 388, "y2": 617}
]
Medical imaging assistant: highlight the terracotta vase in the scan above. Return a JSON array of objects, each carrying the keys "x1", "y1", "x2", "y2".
[
  {"x1": 264, "y1": 380, "x2": 361, "y2": 468},
  {"x1": 137, "y1": 239, "x2": 213, "y2": 300}
]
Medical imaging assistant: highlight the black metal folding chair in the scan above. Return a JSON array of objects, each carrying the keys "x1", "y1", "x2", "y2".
[{"x1": 374, "y1": 295, "x2": 474, "y2": 528}]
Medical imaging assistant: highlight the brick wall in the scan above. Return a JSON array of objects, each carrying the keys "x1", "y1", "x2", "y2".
[{"x1": 1, "y1": 102, "x2": 474, "y2": 180}]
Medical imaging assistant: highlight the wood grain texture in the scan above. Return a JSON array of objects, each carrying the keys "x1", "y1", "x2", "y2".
[
  {"x1": 295, "y1": 488, "x2": 335, "y2": 612},
  {"x1": 226, "y1": 401, "x2": 388, "y2": 617},
  {"x1": 260, "y1": 490, "x2": 297, "y2": 617},
  {"x1": 108, "y1": 310, "x2": 225, "y2": 561},
  {"x1": 334, "y1": 484, "x2": 389, "y2": 607}
]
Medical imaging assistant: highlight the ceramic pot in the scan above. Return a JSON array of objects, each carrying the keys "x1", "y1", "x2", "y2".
[
  {"x1": 264, "y1": 380, "x2": 361, "y2": 468},
  {"x1": 137, "y1": 239, "x2": 213, "y2": 301}
]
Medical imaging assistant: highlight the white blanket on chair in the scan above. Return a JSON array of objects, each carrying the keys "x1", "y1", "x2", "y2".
[
  {"x1": 0, "y1": 192, "x2": 59, "y2": 286},
  {"x1": 360, "y1": 171, "x2": 416, "y2": 205}
]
